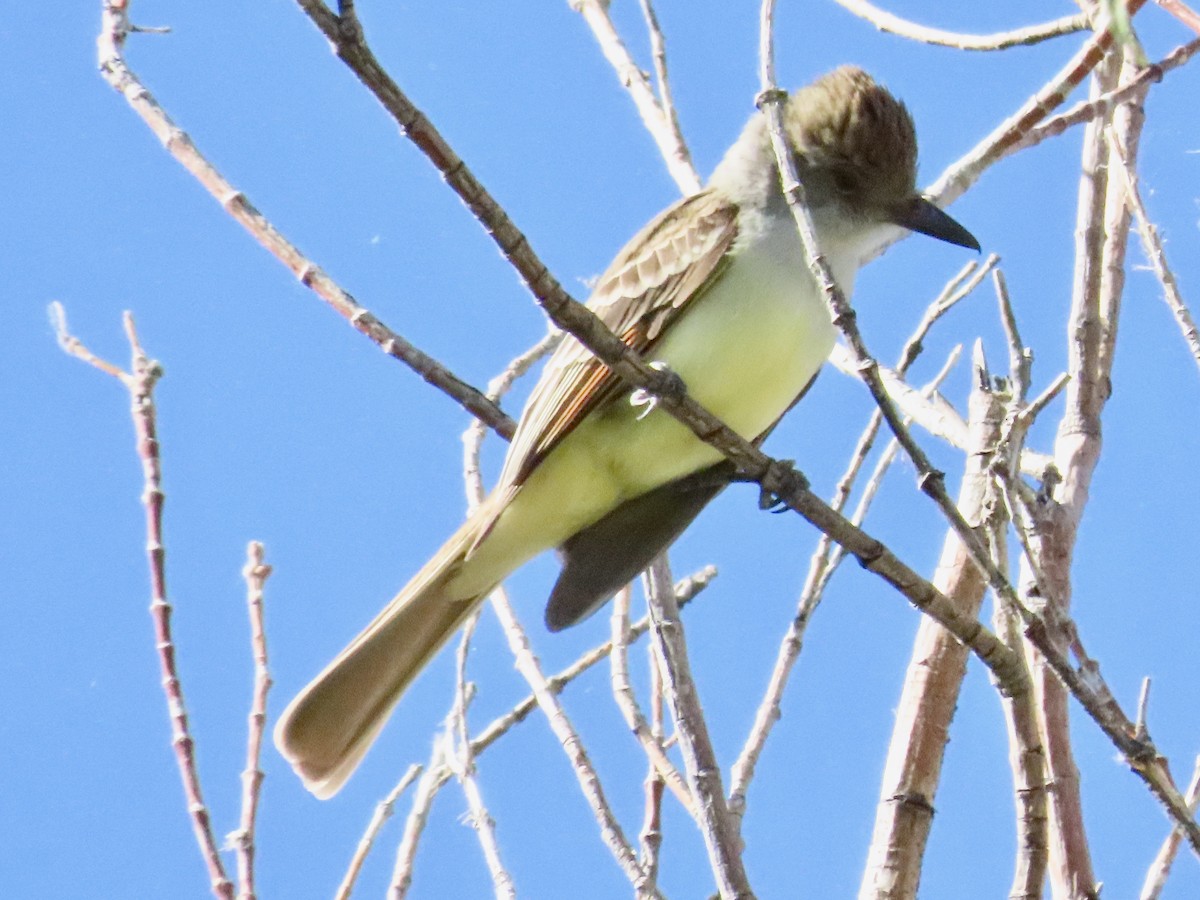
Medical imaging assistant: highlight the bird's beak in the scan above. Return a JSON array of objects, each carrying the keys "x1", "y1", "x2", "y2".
[{"x1": 890, "y1": 196, "x2": 980, "y2": 252}]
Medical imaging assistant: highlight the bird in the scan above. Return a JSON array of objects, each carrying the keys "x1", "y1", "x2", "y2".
[{"x1": 275, "y1": 66, "x2": 979, "y2": 798}]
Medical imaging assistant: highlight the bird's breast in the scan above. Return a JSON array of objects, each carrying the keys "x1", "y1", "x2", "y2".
[{"x1": 454, "y1": 220, "x2": 845, "y2": 592}]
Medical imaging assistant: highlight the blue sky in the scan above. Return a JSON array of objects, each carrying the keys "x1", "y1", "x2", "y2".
[{"x1": 6, "y1": 2, "x2": 1200, "y2": 897}]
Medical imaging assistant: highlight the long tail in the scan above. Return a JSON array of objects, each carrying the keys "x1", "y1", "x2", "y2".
[{"x1": 274, "y1": 518, "x2": 487, "y2": 799}]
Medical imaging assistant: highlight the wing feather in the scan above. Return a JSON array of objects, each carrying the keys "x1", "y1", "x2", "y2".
[{"x1": 496, "y1": 188, "x2": 740, "y2": 491}]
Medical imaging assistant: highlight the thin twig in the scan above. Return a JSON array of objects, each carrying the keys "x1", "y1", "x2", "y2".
[
  {"x1": 730, "y1": 345, "x2": 968, "y2": 823},
  {"x1": 486, "y1": 583, "x2": 658, "y2": 896},
  {"x1": 1140, "y1": 755, "x2": 1200, "y2": 899},
  {"x1": 833, "y1": 1, "x2": 1088, "y2": 50},
  {"x1": 447, "y1": 616, "x2": 515, "y2": 899},
  {"x1": 97, "y1": 0, "x2": 513, "y2": 438},
  {"x1": 1134, "y1": 677, "x2": 1153, "y2": 742},
  {"x1": 1021, "y1": 39, "x2": 1200, "y2": 152},
  {"x1": 468, "y1": 568, "x2": 717, "y2": 756},
  {"x1": 609, "y1": 585, "x2": 697, "y2": 817},
  {"x1": 637, "y1": 0, "x2": 691, "y2": 195},
  {"x1": 53, "y1": 305, "x2": 233, "y2": 900},
  {"x1": 643, "y1": 557, "x2": 752, "y2": 899},
  {"x1": 569, "y1": 0, "x2": 701, "y2": 194},
  {"x1": 638, "y1": 645, "x2": 667, "y2": 896},
  {"x1": 391, "y1": 743, "x2": 450, "y2": 898},
  {"x1": 1157, "y1": 0, "x2": 1200, "y2": 33},
  {"x1": 232, "y1": 542, "x2": 273, "y2": 900},
  {"x1": 1109, "y1": 133, "x2": 1200, "y2": 374},
  {"x1": 335, "y1": 764, "x2": 423, "y2": 900}
]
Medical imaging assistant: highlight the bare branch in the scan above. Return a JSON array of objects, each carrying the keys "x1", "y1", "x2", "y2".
[
  {"x1": 731, "y1": 291, "x2": 972, "y2": 826},
  {"x1": 486, "y1": 583, "x2": 658, "y2": 895},
  {"x1": 1021, "y1": 38, "x2": 1200, "y2": 151},
  {"x1": 232, "y1": 542, "x2": 273, "y2": 900},
  {"x1": 53, "y1": 305, "x2": 233, "y2": 900},
  {"x1": 1109, "y1": 133, "x2": 1200, "y2": 375},
  {"x1": 447, "y1": 615, "x2": 516, "y2": 899},
  {"x1": 923, "y1": 0, "x2": 1150, "y2": 211},
  {"x1": 859, "y1": 357, "x2": 1006, "y2": 899},
  {"x1": 97, "y1": 0, "x2": 512, "y2": 437},
  {"x1": 391, "y1": 744, "x2": 450, "y2": 897},
  {"x1": 335, "y1": 765, "x2": 423, "y2": 900},
  {"x1": 643, "y1": 557, "x2": 752, "y2": 899},
  {"x1": 833, "y1": 1, "x2": 1088, "y2": 51},
  {"x1": 570, "y1": 0, "x2": 701, "y2": 194},
  {"x1": 637, "y1": 647, "x2": 668, "y2": 895},
  {"x1": 1141, "y1": 756, "x2": 1200, "y2": 899},
  {"x1": 609, "y1": 586, "x2": 697, "y2": 817},
  {"x1": 1156, "y1": 0, "x2": 1200, "y2": 33}
]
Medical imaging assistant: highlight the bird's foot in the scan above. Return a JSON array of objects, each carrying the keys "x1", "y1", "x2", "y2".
[
  {"x1": 630, "y1": 361, "x2": 686, "y2": 420},
  {"x1": 756, "y1": 459, "x2": 807, "y2": 513}
]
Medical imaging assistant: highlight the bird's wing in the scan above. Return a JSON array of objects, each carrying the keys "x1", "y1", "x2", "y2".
[{"x1": 496, "y1": 188, "x2": 740, "y2": 491}]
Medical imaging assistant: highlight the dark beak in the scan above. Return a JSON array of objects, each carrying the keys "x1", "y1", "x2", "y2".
[{"x1": 891, "y1": 196, "x2": 980, "y2": 252}]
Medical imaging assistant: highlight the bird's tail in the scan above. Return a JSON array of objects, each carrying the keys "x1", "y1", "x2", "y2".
[{"x1": 274, "y1": 518, "x2": 487, "y2": 799}]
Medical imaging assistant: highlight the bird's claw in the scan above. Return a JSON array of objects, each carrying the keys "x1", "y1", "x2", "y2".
[
  {"x1": 630, "y1": 361, "x2": 685, "y2": 420},
  {"x1": 758, "y1": 459, "x2": 802, "y2": 512}
]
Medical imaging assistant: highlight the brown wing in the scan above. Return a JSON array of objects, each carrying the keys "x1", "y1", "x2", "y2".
[{"x1": 496, "y1": 188, "x2": 740, "y2": 492}]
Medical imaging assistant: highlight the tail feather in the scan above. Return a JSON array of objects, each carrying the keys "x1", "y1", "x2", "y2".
[{"x1": 274, "y1": 522, "x2": 486, "y2": 798}]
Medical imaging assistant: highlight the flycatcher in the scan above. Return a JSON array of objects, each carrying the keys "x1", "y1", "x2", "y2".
[{"x1": 276, "y1": 66, "x2": 979, "y2": 798}]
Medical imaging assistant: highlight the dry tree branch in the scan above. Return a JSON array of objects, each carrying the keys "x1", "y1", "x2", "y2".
[
  {"x1": 486, "y1": 583, "x2": 660, "y2": 896},
  {"x1": 447, "y1": 618, "x2": 516, "y2": 899},
  {"x1": 858, "y1": 353, "x2": 1008, "y2": 900},
  {"x1": 1141, "y1": 756, "x2": 1200, "y2": 899},
  {"x1": 637, "y1": 0, "x2": 689, "y2": 184},
  {"x1": 832, "y1": 1, "x2": 1089, "y2": 50},
  {"x1": 232, "y1": 542, "x2": 273, "y2": 900},
  {"x1": 762, "y1": 0, "x2": 1200, "y2": 854},
  {"x1": 1109, "y1": 135, "x2": 1200, "y2": 374},
  {"x1": 609, "y1": 586, "x2": 697, "y2": 817},
  {"x1": 643, "y1": 557, "x2": 753, "y2": 899},
  {"x1": 729, "y1": 261, "x2": 982, "y2": 827},
  {"x1": 1029, "y1": 49, "x2": 1126, "y2": 897},
  {"x1": 96, "y1": 0, "x2": 513, "y2": 439},
  {"x1": 467, "y1": 568, "x2": 717, "y2": 755},
  {"x1": 924, "y1": 0, "x2": 1150, "y2": 212},
  {"x1": 1020, "y1": 38, "x2": 1200, "y2": 151},
  {"x1": 51, "y1": 304, "x2": 234, "y2": 900},
  {"x1": 989, "y1": 521, "x2": 1049, "y2": 900},
  {"x1": 637, "y1": 646, "x2": 668, "y2": 895},
  {"x1": 1157, "y1": 0, "x2": 1200, "y2": 32},
  {"x1": 391, "y1": 743, "x2": 450, "y2": 898},
  {"x1": 569, "y1": 0, "x2": 701, "y2": 194},
  {"x1": 335, "y1": 764, "x2": 423, "y2": 900},
  {"x1": 985, "y1": 285, "x2": 1052, "y2": 900},
  {"x1": 828, "y1": 347, "x2": 1054, "y2": 479},
  {"x1": 1006, "y1": 46, "x2": 1159, "y2": 897}
]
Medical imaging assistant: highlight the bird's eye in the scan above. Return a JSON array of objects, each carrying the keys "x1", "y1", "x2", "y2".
[{"x1": 832, "y1": 168, "x2": 860, "y2": 196}]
